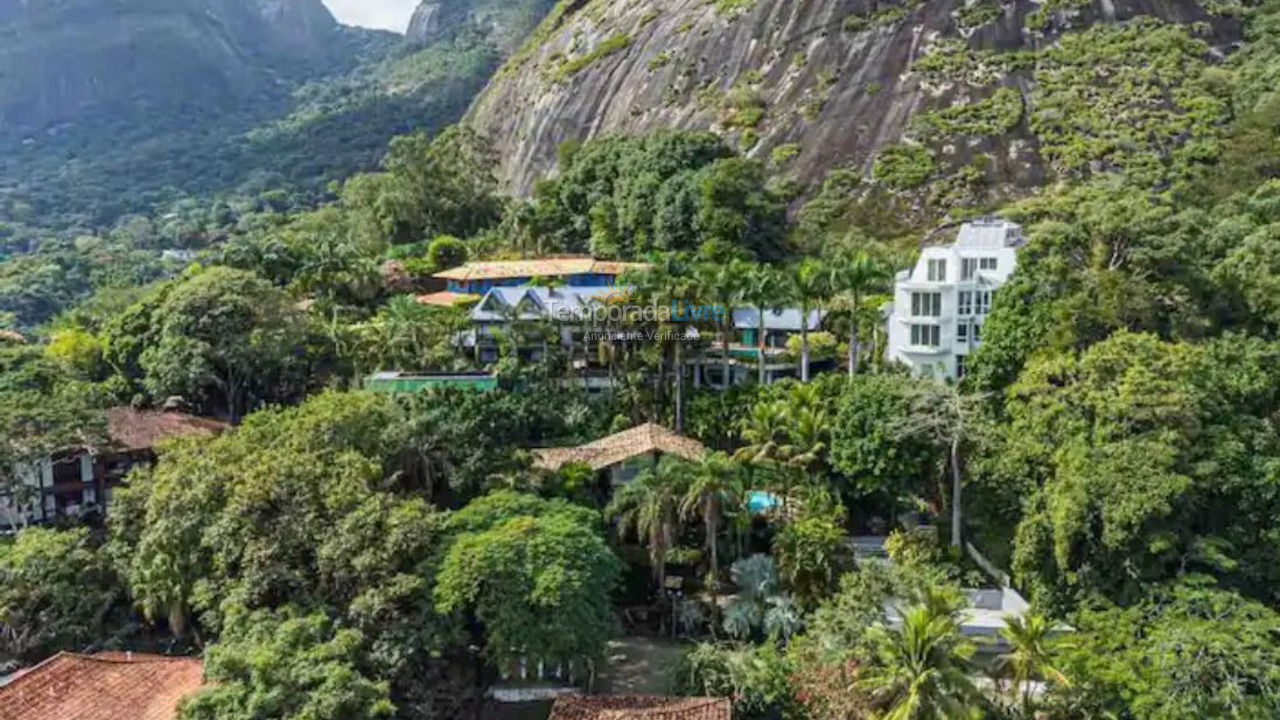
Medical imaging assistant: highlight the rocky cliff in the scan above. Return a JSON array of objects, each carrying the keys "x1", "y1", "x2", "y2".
[
  {"x1": 467, "y1": 0, "x2": 1242, "y2": 199},
  {"x1": 407, "y1": 0, "x2": 560, "y2": 53}
]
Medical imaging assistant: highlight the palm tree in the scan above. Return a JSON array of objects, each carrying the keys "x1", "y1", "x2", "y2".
[
  {"x1": 830, "y1": 250, "x2": 894, "y2": 377},
  {"x1": 787, "y1": 259, "x2": 832, "y2": 382},
  {"x1": 606, "y1": 458, "x2": 686, "y2": 588},
  {"x1": 734, "y1": 400, "x2": 789, "y2": 465},
  {"x1": 631, "y1": 255, "x2": 696, "y2": 430},
  {"x1": 996, "y1": 613, "x2": 1070, "y2": 716},
  {"x1": 743, "y1": 264, "x2": 786, "y2": 385},
  {"x1": 697, "y1": 259, "x2": 750, "y2": 390},
  {"x1": 777, "y1": 383, "x2": 830, "y2": 480},
  {"x1": 679, "y1": 451, "x2": 743, "y2": 599},
  {"x1": 859, "y1": 596, "x2": 983, "y2": 720}
]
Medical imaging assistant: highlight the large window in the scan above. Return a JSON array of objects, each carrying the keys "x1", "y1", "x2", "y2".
[
  {"x1": 926, "y1": 259, "x2": 947, "y2": 282},
  {"x1": 961, "y1": 258, "x2": 978, "y2": 281},
  {"x1": 958, "y1": 291, "x2": 973, "y2": 315},
  {"x1": 910, "y1": 324, "x2": 940, "y2": 347},
  {"x1": 957, "y1": 322, "x2": 968, "y2": 342},
  {"x1": 976, "y1": 291, "x2": 993, "y2": 315},
  {"x1": 911, "y1": 292, "x2": 941, "y2": 317},
  {"x1": 956, "y1": 354, "x2": 967, "y2": 378},
  {"x1": 980, "y1": 257, "x2": 998, "y2": 271}
]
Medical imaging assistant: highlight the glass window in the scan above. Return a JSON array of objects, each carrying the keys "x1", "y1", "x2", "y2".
[
  {"x1": 961, "y1": 258, "x2": 978, "y2": 281},
  {"x1": 957, "y1": 322, "x2": 968, "y2": 342},
  {"x1": 911, "y1": 292, "x2": 941, "y2": 317},
  {"x1": 927, "y1": 259, "x2": 947, "y2": 282},
  {"x1": 910, "y1": 324, "x2": 940, "y2": 347},
  {"x1": 973, "y1": 322, "x2": 982, "y2": 342},
  {"x1": 980, "y1": 257, "x2": 998, "y2": 271},
  {"x1": 956, "y1": 355, "x2": 967, "y2": 378},
  {"x1": 958, "y1": 291, "x2": 973, "y2": 315},
  {"x1": 976, "y1": 291, "x2": 992, "y2": 315}
]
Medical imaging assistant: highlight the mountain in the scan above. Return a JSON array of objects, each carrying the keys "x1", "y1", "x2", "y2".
[
  {"x1": 0, "y1": 0, "x2": 354, "y2": 134},
  {"x1": 0, "y1": 0, "x2": 556, "y2": 231},
  {"x1": 466, "y1": 0, "x2": 1244, "y2": 204}
]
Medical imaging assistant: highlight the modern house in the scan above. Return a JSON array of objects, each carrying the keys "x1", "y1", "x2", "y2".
[
  {"x1": 0, "y1": 406, "x2": 228, "y2": 531},
  {"x1": 418, "y1": 256, "x2": 648, "y2": 307},
  {"x1": 0, "y1": 652, "x2": 204, "y2": 720},
  {"x1": 885, "y1": 218, "x2": 1024, "y2": 379}
]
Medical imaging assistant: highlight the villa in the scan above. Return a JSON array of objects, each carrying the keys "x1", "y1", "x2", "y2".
[{"x1": 884, "y1": 218, "x2": 1024, "y2": 379}]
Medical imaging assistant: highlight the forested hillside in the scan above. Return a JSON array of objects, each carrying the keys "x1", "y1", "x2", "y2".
[
  {"x1": 0, "y1": 0, "x2": 554, "y2": 233},
  {"x1": 2, "y1": 0, "x2": 1280, "y2": 718}
]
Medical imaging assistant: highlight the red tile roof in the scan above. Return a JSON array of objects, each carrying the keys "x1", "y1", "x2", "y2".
[
  {"x1": 0, "y1": 652, "x2": 204, "y2": 720},
  {"x1": 549, "y1": 696, "x2": 731, "y2": 720},
  {"x1": 106, "y1": 408, "x2": 230, "y2": 452},
  {"x1": 533, "y1": 423, "x2": 707, "y2": 471},
  {"x1": 416, "y1": 290, "x2": 482, "y2": 307}
]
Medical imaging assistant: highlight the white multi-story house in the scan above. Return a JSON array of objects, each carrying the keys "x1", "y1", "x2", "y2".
[{"x1": 885, "y1": 218, "x2": 1025, "y2": 379}]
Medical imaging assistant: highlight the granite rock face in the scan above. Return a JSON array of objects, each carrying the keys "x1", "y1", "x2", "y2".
[{"x1": 467, "y1": 0, "x2": 1235, "y2": 197}]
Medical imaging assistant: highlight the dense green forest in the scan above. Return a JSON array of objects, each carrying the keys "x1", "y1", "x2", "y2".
[{"x1": 3, "y1": 0, "x2": 1280, "y2": 719}]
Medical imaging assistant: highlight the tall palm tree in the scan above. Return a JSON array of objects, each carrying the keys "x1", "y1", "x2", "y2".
[
  {"x1": 830, "y1": 250, "x2": 894, "y2": 377},
  {"x1": 679, "y1": 451, "x2": 744, "y2": 598},
  {"x1": 631, "y1": 255, "x2": 696, "y2": 431},
  {"x1": 606, "y1": 458, "x2": 686, "y2": 588},
  {"x1": 787, "y1": 259, "x2": 832, "y2": 382},
  {"x1": 743, "y1": 264, "x2": 786, "y2": 385},
  {"x1": 996, "y1": 613, "x2": 1070, "y2": 716},
  {"x1": 859, "y1": 596, "x2": 983, "y2": 720},
  {"x1": 697, "y1": 259, "x2": 750, "y2": 390}
]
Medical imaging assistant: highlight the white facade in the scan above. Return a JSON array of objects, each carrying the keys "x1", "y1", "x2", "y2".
[{"x1": 886, "y1": 218, "x2": 1024, "y2": 379}]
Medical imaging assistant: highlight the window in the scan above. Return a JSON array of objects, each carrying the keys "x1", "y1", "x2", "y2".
[
  {"x1": 956, "y1": 355, "x2": 967, "y2": 378},
  {"x1": 980, "y1": 257, "x2": 998, "y2": 271},
  {"x1": 976, "y1": 291, "x2": 992, "y2": 315},
  {"x1": 958, "y1": 291, "x2": 973, "y2": 316},
  {"x1": 910, "y1": 324, "x2": 940, "y2": 347},
  {"x1": 973, "y1": 322, "x2": 982, "y2": 342},
  {"x1": 911, "y1": 292, "x2": 941, "y2": 317},
  {"x1": 926, "y1": 259, "x2": 947, "y2": 282},
  {"x1": 961, "y1": 258, "x2": 978, "y2": 281},
  {"x1": 956, "y1": 322, "x2": 968, "y2": 342}
]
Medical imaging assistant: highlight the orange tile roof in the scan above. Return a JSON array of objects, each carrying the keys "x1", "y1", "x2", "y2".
[
  {"x1": 433, "y1": 257, "x2": 649, "y2": 282},
  {"x1": 416, "y1": 290, "x2": 482, "y2": 307},
  {"x1": 549, "y1": 696, "x2": 731, "y2": 720},
  {"x1": 0, "y1": 652, "x2": 204, "y2": 720},
  {"x1": 106, "y1": 408, "x2": 230, "y2": 452},
  {"x1": 534, "y1": 423, "x2": 707, "y2": 471}
]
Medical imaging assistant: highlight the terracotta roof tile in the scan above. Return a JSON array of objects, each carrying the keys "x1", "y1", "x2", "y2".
[
  {"x1": 433, "y1": 257, "x2": 649, "y2": 282},
  {"x1": 534, "y1": 424, "x2": 706, "y2": 471},
  {"x1": 549, "y1": 696, "x2": 731, "y2": 720},
  {"x1": 0, "y1": 652, "x2": 203, "y2": 720},
  {"x1": 106, "y1": 408, "x2": 230, "y2": 452},
  {"x1": 416, "y1": 290, "x2": 482, "y2": 307}
]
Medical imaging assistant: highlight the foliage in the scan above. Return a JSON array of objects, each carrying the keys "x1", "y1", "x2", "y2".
[
  {"x1": 179, "y1": 606, "x2": 395, "y2": 720},
  {"x1": 523, "y1": 131, "x2": 786, "y2": 259},
  {"x1": 554, "y1": 34, "x2": 632, "y2": 79},
  {"x1": 0, "y1": 528, "x2": 123, "y2": 664},
  {"x1": 676, "y1": 641, "x2": 798, "y2": 720},
  {"x1": 872, "y1": 144, "x2": 936, "y2": 191},
  {"x1": 831, "y1": 372, "x2": 939, "y2": 502},
  {"x1": 1049, "y1": 581, "x2": 1280, "y2": 719},
  {"x1": 772, "y1": 496, "x2": 848, "y2": 606}
]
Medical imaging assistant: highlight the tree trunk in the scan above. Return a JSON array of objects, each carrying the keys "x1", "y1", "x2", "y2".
[
  {"x1": 721, "y1": 320, "x2": 732, "y2": 391},
  {"x1": 849, "y1": 296, "x2": 861, "y2": 378},
  {"x1": 800, "y1": 308, "x2": 811, "y2": 383},
  {"x1": 756, "y1": 306, "x2": 767, "y2": 385},
  {"x1": 674, "y1": 339, "x2": 685, "y2": 432},
  {"x1": 950, "y1": 437, "x2": 963, "y2": 548}
]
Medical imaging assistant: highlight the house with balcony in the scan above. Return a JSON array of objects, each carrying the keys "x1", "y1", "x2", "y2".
[
  {"x1": 885, "y1": 218, "x2": 1024, "y2": 379},
  {"x1": 1, "y1": 405, "x2": 228, "y2": 531}
]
